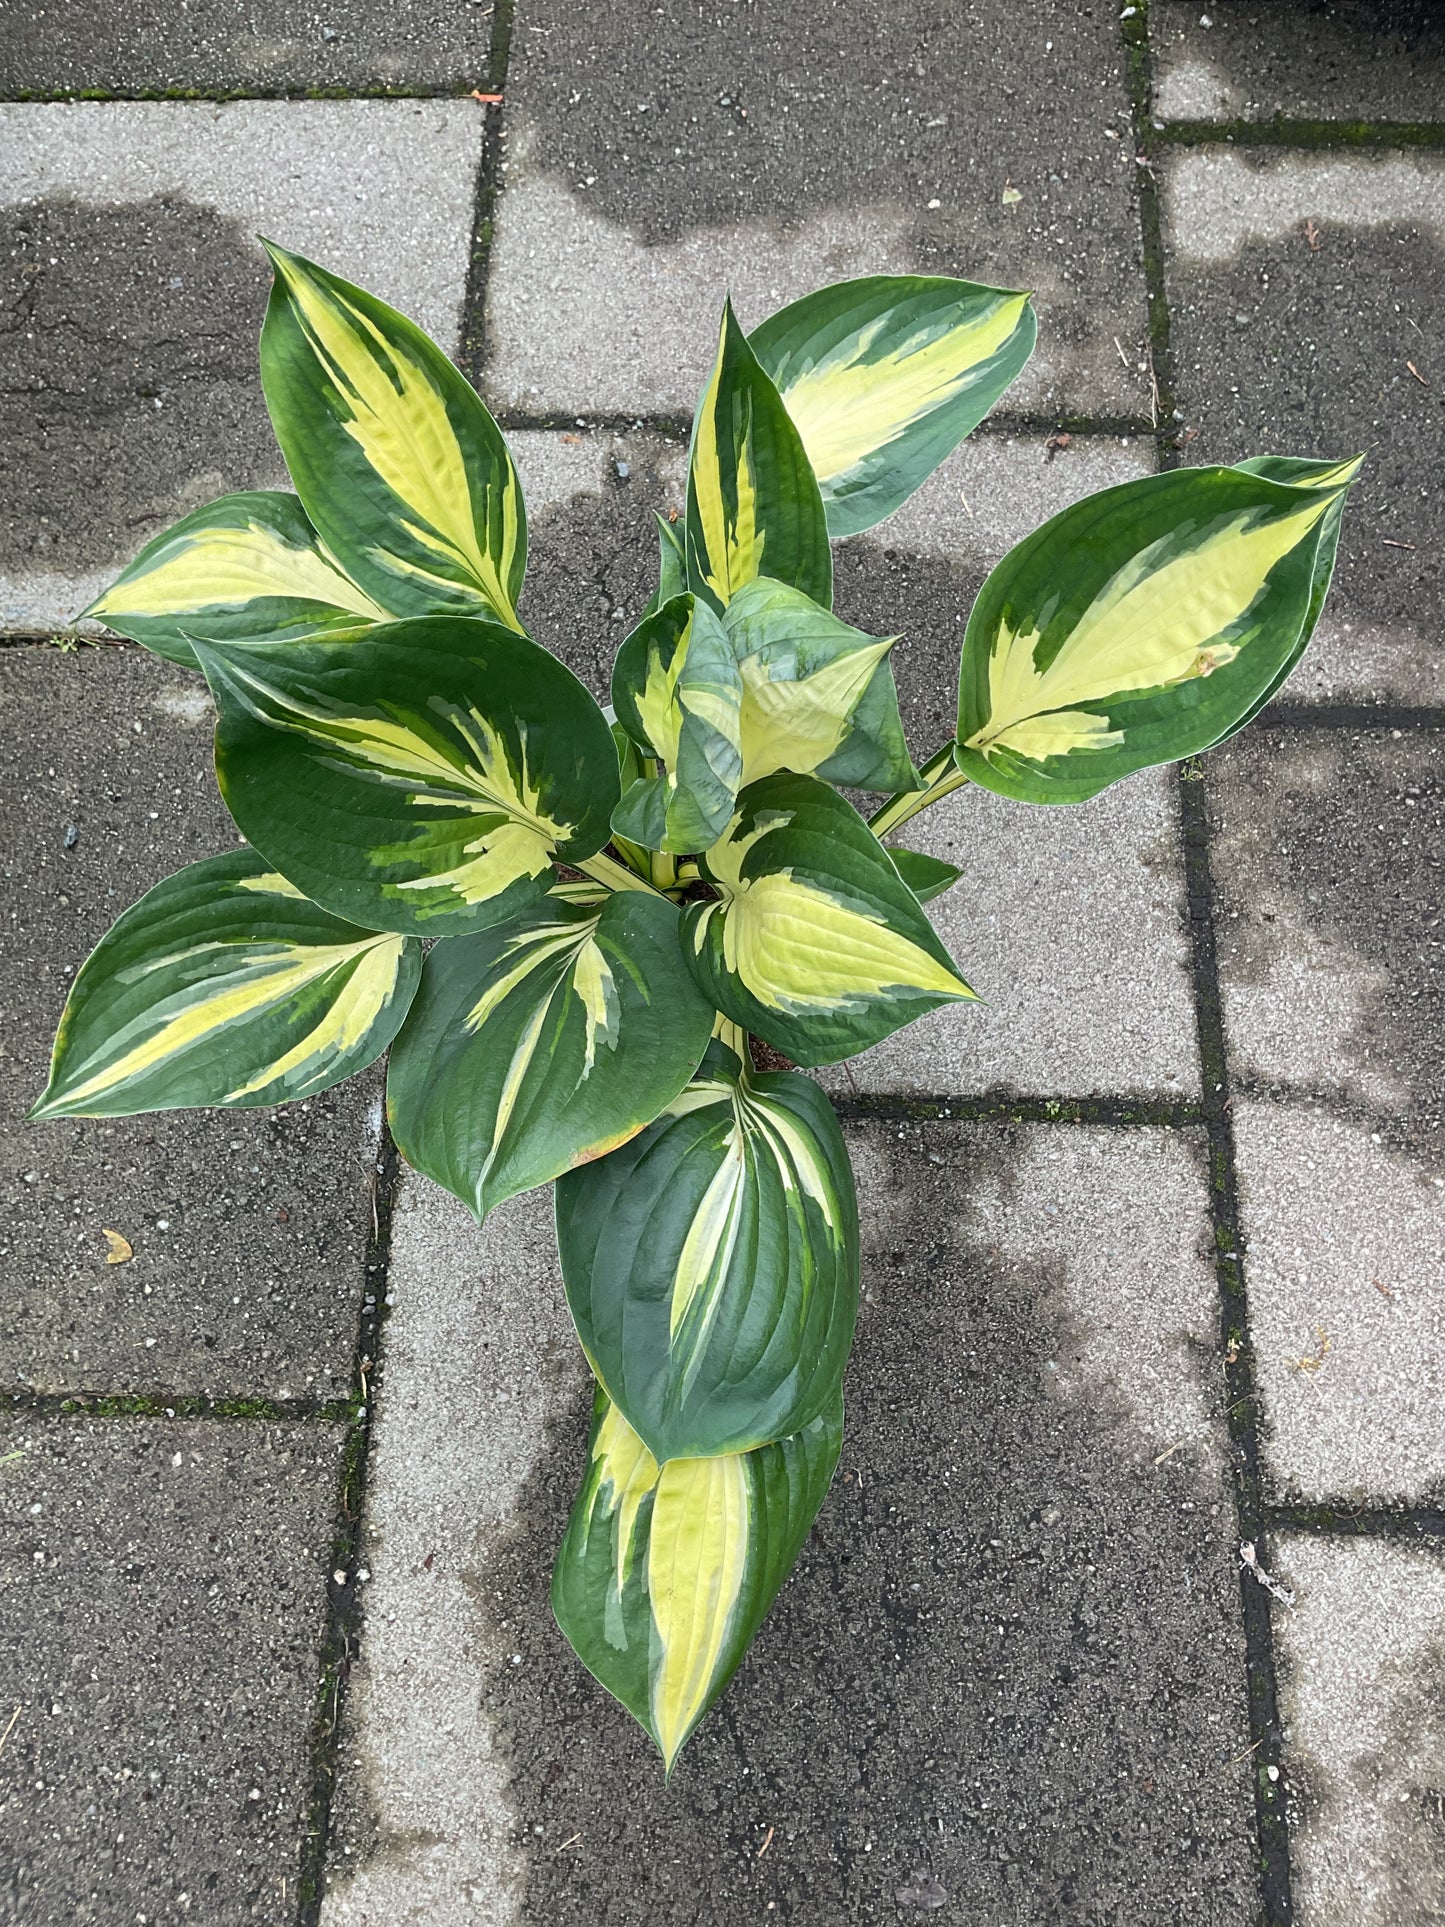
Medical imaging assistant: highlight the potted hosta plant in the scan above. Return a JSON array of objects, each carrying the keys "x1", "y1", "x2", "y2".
[{"x1": 32, "y1": 244, "x2": 1357, "y2": 1770}]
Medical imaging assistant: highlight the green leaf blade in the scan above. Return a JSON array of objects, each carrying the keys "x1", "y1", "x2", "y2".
[
  {"x1": 750, "y1": 274, "x2": 1037, "y2": 538},
  {"x1": 721, "y1": 576, "x2": 917, "y2": 795},
  {"x1": 387, "y1": 888, "x2": 716, "y2": 1221},
  {"x1": 81, "y1": 491, "x2": 389, "y2": 667},
  {"x1": 551, "y1": 1384, "x2": 842, "y2": 1771},
  {"x1": 955, "y1": 459, "x2": 1361, "y2": 805},
  {"x1": 611, "y1": 594, "x2": 743, "y2": 853},
  {"x1": 887, "y1": 846, "x2": 963, "y2": 904},
  {"x1": 686, "y1": 299, "x2": 832, "y2": 614},
  {"x1": 199, "y1": 616, "x2": 619, "y2": 937},
  {"x1": 683, "y1": 773, "x2": 975, "y2": 1067},
  {"x1": 558, "y1": 1048, "x2": 858, "y2": 1461},
  {"x1": 260, "y1": 242, "x2": 527, "y2": 627},
  {"x1": 31, "y1": 851, "x2": 419, "y2": 1119}
]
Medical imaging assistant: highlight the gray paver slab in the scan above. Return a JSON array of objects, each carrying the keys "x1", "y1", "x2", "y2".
[
  {"x1": 1151, "y1": 1, "x2": 1445, "y2": 124},
  {"x1": 483, "y1": 0, "x2": 1149, "y2": 419},
  {"x1": 1210, "y1": 728, "x2": 1443, "y2": 1130},
  {"x1": 0, "y1": 0, "x2": 492, "y2": 96},
  {"x1": 1161, "y1": 148, "x2": 1445, "y2": 704},
  {"x1": 324, "y1": 1122, "x2": 1256, "y2": 1925},
  {"x1": 0, "y1": 1409, "x2": 342, "y2": 1925},
  {"x1": 1210, "y1": 726, "x2": 1444, "y2": 1500},
  {"x1": 0, "y1": 101, "x2": 483, "y2": 632},
  {"x1": 1274, "y1": 1532, "x2": 1445, "y2": 1927},
  {"x1": 1234, "y1": 1101, "x2": 1445, "y2": 1503},
  {"x1": 1, "y1": 645, "x2": 378, "y2": 1399}
]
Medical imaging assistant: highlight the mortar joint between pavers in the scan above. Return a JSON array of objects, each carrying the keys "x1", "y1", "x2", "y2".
[
  {"x1": 457, "y1": 0, "x2": 517, "y2": 389},
  {"x1": 296, "y1": 1121, "x2": 401, "y2": 1925},
  {"x1": 1257, "y1": 703, "x2": 1445, "y2": 735},
  {"x1": 1121, "y1": 0, "x2": 1183, "y2": 472},
  {"x1": 1266, "y1": 1501, "x2": 1445, "y2": 1544},
  {"x1": 0, "y1": 84, "x2": 485, "y2": 104},
  {"x1": 1176, "y1": 762, "x2": 1294, "y2": 1923},
  {"x1": 1, "y1": 1389, "x2": 356, "y2": 1423},
  {"x1": 834, "y1": 1094, "x2": 1204, "y2": 1128},
  {"x1": 1155, "y1": 117, "x2": 1445, "y2": 152}
]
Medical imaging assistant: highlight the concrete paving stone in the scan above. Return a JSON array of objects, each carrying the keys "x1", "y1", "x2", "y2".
[
  {"x1": 513, "y1": 423, "x2": 1198, "y2": 1097},
  {"x1": 1151, "y1": 1, "x2": 1445, "y2": 125},
  {"x1": 1161, "y1": 147, "x2": 1445, "y2": 705},
  {"x1": 1273, "y1": 1532, "x2": 1445, "y2": 1927},
  {"x1": 482, "y1": 0, "x2": 1150, "y2": 420},
  {"x1": 1233, "y1": 1101, "x2": 1445, "y2": 1504},
  {"x1": 1, "y1": 645, "x2": 380, "y2": 1400},
  {"x1": 324, "y1": 1122, "x2": 1257, "y2": 1926},
  {"x1": 0, "y1": 0, "x2": 492, "y2": 97},
  {"x1": 1209, "y1": 727, "x2": 1444, "y2": 1126},
  {"x1": 0, "y1": 101, "x2": 483, "y2": 633},
  {"x1": 0, "y1": 1409, "x2": 343, "y2": 1925},
  {"x1": 1208, "y1": 726, "x2": 1445, "y2": 1499}
]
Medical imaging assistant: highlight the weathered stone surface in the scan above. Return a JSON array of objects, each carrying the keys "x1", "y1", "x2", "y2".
[
  {"x1": 1234, "y1": 1102, "x2": 1444, "y2": 1503},
  {"x1": 0, "y1": 0, "x2": 493, "y2": 96},
  {"x1": 324, "y1": 1122, "x2": 1256, "y2": 1925},
  {"x1": 1275, "y1": 1532, "x2": 1445, "y2": 1927},
  {"x1": 1209, "y1": 725, "x2": 1445, "y2": 1500},
  {"x1": 1210, "y1": 728, "x2": 1443, "y2": 1124},
  {"x1": 0, "y1": 646, "x2": 378, "y2": 1399},
  {"x1": 1161, "y1": 148, "x2": 1445, "y2": 704},
  {"x1": 0, "y1": 101, "x2": 483, "y2": 631},
  {"x1": 1151, "y1": 1, "x2": 1445, "y2": 125},
  {"x1": 0, "y1": 1409, "x2": 342, "y2": 1924},
  {"x1": 482, "y1": 0, "x2": 1149, "y2": 419}
]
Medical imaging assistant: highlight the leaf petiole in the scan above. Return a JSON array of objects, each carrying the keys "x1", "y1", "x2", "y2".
[
  {"x1": 576, "y1": 849, "x2": 671, "y2": 898},
  {"x1": 867, "y1": 743, "x2": 970, "y2": 839}
]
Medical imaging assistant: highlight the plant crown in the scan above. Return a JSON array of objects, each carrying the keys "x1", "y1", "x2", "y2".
[{"x1": 35, "y1": 244, "x2": 1358, "y2": 1769}]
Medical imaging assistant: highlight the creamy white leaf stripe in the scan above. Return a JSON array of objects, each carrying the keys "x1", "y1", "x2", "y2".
[
  {"x1": 269, "y1": 249, "x2": 523, "y2": 625},
  {"x1": 778, "y1": 292, "x2": 1030, "y2": 492},
  {"x1": 969, "y1": 490, "x2": 1337, "y2": 763},
  {"x1": 586, "y1": 1400, "x2": 750, "y2": 1769},
  {"x1": 50, "y1": 927, "x2": 407, "y2": 1111},
  {"x1": 694, "y1": 812, "x2": 968, "y2": 1015},
  {"x1": 735, "y1": 638, "x2": 893, "y2": 784},
  {"x1": 86, "y1": 510, "x2": 390, "y2": 629},
  {"x1": 213, "y1": 653, "x2": 570, "y2": 908}
]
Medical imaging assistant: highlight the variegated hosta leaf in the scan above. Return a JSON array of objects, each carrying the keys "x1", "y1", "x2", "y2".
[
  {"x1": 557, "y1": 1038, "x2": 858, "y2": 1461},
  {"x1": 888, "y1": 846, "x2": 963, "y2": 905},
  {"x1": 81, "y1": 491, "x2": 391, "y2": 668},
  {"x1": 750, "y1": 274, "x2": 1036, "y2": 539},
  {"x1": 1214, "y1": 455, "x2": 1361, "y2": 744},
  {"x1": 955, "y1": 458, "x2": 1361, "y2": 805},
  {"x1": 387, "y1": 889, "x2": 715, "y2": 1222},
  {"x1": 610, "y1": 594, "x2": 743, "y2": 854},
  {"x1": 198, "y1": 616, "x2": 618, "y2": 936},
  {"x1": 720, "y1": 576, "x2": 916, "y2": 794},
  {"x1": 683, "y1": 773, "x2": 975, "y2": 1067},
  {"x1": 30, "y1": 852, "x2": 419, "y2": 1119},
  {"x1": 611, "y1": 578, "x2": 916, "y2": 853},
  {"x1": 686, "y1": 299, "x2": 831, "y2": 614},
  {"x1": 260, "y1": 242, "x2": 527, "y2": 627},
  {"x1": 551, "y1": 1384, "x2": 842, "y2": 1771}
]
